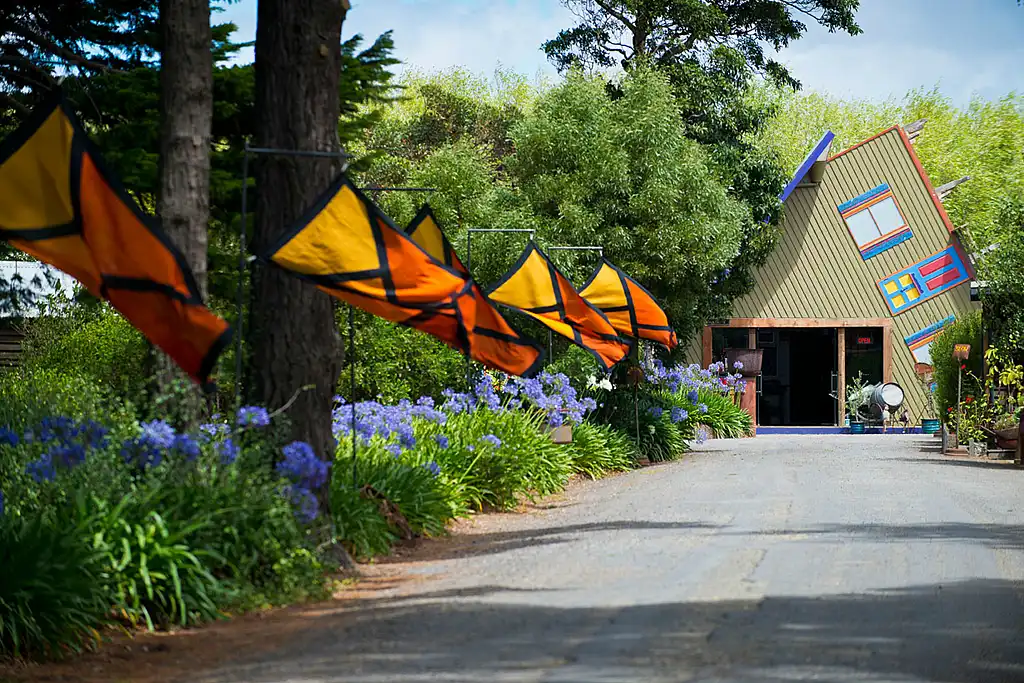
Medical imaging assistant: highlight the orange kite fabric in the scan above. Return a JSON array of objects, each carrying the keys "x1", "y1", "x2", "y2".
[
  {"x1": 405, "y1": 205, "x2": 543, "y2": 377},
  {"x1": 487, "y1": 242, "x2": 632, "y2": 371},
  {"x1": 263, "y1": 181, "x2": 543, "y2": 376},
  {"x1": 0, "y1": 94, "x2": 231, "y2": 386},
  {"x1": 579, "y1": 259, "x2": 678, "y2": 350},
  {"x1": 262, "y1": 176, "x2": 468, "y2": 324}
]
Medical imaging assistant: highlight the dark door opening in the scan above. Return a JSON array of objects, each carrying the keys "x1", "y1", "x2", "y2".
[
  {"x1": 757, "y1": 328, "x2": 838, "y2": 426},
  {"x1": 845, "y1": 327, "x2": 884, "y2": 387}
]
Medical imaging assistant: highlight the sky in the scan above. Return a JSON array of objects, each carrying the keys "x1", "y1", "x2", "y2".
[{"x1": 218, "y1": 0, "x2": 1024, "y2": 105}]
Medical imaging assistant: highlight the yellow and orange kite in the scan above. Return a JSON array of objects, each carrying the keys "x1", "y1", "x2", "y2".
[
  {"x1": 580, "y1": 260, "x2": 677, "y2": 350},
  {"x1": 404, "y1": 205, "x2": 543, "y2": 376},
  {"x1": 0, "y1": 95, "x2": 231, "y2": 385},
  {"x1": 261, "y1": 185, "x2": 544, "y2": 377},
  {"x1": 487, "y1": 242, "x2": 632, "y2": 370}
]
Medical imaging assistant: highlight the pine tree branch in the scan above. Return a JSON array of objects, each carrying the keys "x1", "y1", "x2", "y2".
[{"x1": 9, "y1": 20, "x2": 117, "y2": 73}]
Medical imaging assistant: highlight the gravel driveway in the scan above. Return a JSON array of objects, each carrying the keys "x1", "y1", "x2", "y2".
[{"x1": 201, "y1": 434, "x2": 1024, "y2": 683}]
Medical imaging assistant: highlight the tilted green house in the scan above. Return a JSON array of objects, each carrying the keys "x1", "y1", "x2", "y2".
[{"x1": 687, "y1": 123, "x2": 979, "y2": 427}]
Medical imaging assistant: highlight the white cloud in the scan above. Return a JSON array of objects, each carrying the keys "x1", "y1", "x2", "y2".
[
  {"x1": 220, "y1": 0, "x2": 1024, "y2": 104},
  {"x1": 348, "y1": 0, "x2": 574, "y2": 80}
]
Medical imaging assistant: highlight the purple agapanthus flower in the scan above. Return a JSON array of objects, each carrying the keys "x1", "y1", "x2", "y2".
[
  {"x1": 172, "y1": 434, "x2": 201, "y2": 461},
  {"x1": 237, "y1": 405, "x2": 271, "y2": 428},
  {"x1": 199, "y1": 422, "x2": 229, "y2": 442},
  {"x1": 26, "y1": 454, "x2": 56, "y2": 482},
  {"x1": 0, "y1": 426, "x2": 18, "y2": 447},
  {"x1": 140, "y1": 420, "x2": 176, "y2": 449},
  {"x1": 218, "y1": 438, "x2": 240, "y2": 465},
  {"x1": 423, "y1": 461, "x2": 441, "y2": 477},
  {"x1": 284, "y1": 486, "x2": 319, "y2": 524},
  {"x1": 277, "y1": 441, "x2": 330, "y2": 490},
  {"x1": 434, "y1": 434, "x2": 449, "y2": 449},
  {"x1": 480, "y1": 434, "x2": 502, "y2": 448},
  {"x1": 698, "y1": 403, "x2": 708, "y2": 414},
  {"x1": 121, "y1": 437, "x2": 162, "y2": 471},
  {"x1": 687, "y1": 389, "x2": 699, "y2": 403},
  {"x1": 50, "y1": 443, "x2": 87, "y2": 469}
]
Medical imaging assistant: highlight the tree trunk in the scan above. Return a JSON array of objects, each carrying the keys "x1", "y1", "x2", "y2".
[
  {"x1": 250, "y1": 0, "x2": 345, "y2": 474},
  {"x1": 155, "y1": 0, "x2": 213, "y2": 421},
  {"x1": 158, "y1": 0, "x2": 212, "y2": 298}
]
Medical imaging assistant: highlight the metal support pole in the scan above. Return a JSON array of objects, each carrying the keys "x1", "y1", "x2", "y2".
[
  {"x1": 234, "y1": 143, "x2": 352, "y2": 407},
  {"x1": 546, "y1": 246, "x2": 604, "y2": 255},
  {"x1": 244, "y1": 146, "x2": 354, "y2": 159},
  {"x1": 357, "y1": 186, "x2": 437, "y2": 193},
  {"x1": 957, "y1": 364, "x2": 963, "y2": 444},
  {"x1": 234, "y1": 149, "x2": 250, "y2": 409},
  {"x1": 349, "y1": 304, "x2": 358, "y2": 489}
]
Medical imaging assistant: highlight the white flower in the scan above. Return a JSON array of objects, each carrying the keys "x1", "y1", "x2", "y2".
[{"x1": 599, "y1": 377, "x2": 613, "y2": 391}]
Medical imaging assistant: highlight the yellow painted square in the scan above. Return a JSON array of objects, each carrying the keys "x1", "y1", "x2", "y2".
[
  {"x1": 892, "y1": 294, "x2": 906, "y2": 308},
  {"x1": 906, "y1": 287, "x2": 919, "y2": 301},
  {"x1": 884, "y1": 281, "x2": 899, "y2": 294},
  {"x1": 898, "y1": 274, "x2": 913, "y2": 288}
]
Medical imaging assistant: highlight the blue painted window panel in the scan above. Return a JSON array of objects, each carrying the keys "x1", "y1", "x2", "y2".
[
  {"x1": 904, "y1": 315, "x2": 956, "y2": 365},
  {"x1": 838, "y1": 183, "x2": 913, "y2": 260},
  {"x1": 878, "y1": 247, "x2": 970, "y2": 315}
]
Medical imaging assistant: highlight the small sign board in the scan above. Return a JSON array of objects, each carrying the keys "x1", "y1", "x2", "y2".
[{"x1": 953, "y1": 344, "x2": 971, "y2": 361}]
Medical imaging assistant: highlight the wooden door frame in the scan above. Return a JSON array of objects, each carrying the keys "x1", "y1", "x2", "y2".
[{"x1": 702, "y1": 318, "x2": 894, "y2": 426}]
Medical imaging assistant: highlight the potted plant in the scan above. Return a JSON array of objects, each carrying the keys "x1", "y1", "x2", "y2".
[{"x1": 846, "y1": 371, "x2": 869, "y2": 434}]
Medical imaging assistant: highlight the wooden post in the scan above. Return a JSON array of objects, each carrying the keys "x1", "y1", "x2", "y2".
[
  {"x1": 701, "y1": 326, "x2": 712, "y2": 368},
  {"x1": 747, "y1": 328, "x2": 756, "y2": 350},
  {"x1": 1016, "y1": 408, "x2": 1023, "y2": 467},
  {"x1": 882, "y1": 324, "x2": 893, "y2": 382},
  {"x1": 837, "y1": 327, "x2": 846, "y2": 426}
]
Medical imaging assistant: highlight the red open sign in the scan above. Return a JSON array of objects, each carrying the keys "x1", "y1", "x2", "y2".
[{"x1": 857, "y1": 336, "x2": 872, "y2": 344}]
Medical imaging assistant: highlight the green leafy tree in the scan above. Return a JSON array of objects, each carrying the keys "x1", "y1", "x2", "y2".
[
  {"x1": 543, "y1": 0, "x2": 863, "y2": 299},
  {"x1": 542, "y1": 0, "x2": 860, "y2": 85},
  {"x1": 509, "y1": 68, "x2": 747, "y2": 337}
]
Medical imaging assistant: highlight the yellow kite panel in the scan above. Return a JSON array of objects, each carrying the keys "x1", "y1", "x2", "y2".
[
  {"x1": 0, "y1": 95, "x2": 232, "y2": 386},
  {"x1": 579, "y1": 260, "x2": 677, "y2": 350},
  {"x1": 488, "y1": 243, "x2": 631, "y2": 370}
]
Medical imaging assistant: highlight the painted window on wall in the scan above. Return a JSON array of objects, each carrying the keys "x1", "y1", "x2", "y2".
[
  {"x1": 878, "y1": 247, "x2": 970, "y2": 315},
  {"x1": 838, "y1": 183, "x2": 913, "y2": 259},
  {"x1": 904, "y1": 316, "x2": 956, "y2": 365}
]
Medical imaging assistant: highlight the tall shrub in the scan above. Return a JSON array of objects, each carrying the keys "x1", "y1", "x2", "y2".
[{"x1": 931, "y1": 311, "x2": 984, "y2": 424}]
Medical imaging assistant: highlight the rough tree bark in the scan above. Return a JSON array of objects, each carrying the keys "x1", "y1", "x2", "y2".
[
  {"x1": 155, "y1": 0, "x2": 213, "y2": 419},
  {"x1": 249, "y1": 0, "x2": 346, "y2": 480}
]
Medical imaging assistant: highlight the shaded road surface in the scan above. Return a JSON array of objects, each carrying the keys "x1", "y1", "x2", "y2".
[{"x1": 203, "y1": 435, "x2": 1024, "y2": 682}]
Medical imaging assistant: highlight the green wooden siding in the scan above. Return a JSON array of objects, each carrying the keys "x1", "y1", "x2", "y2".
[{"x1": 686, "y1": 128, "x2": 977, "y2": 419}]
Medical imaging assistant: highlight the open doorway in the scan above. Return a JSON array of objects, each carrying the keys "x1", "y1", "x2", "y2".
[{"x1": 757, "y1": 328, "x2": 838, "y2": 426}]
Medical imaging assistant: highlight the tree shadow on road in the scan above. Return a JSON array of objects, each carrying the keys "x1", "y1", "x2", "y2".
[
  {"x1": 195, "y1": 578, "x2": 1024, "y2": 683},
  {"x1": 748, "y1": 521, "x2": 1024, "y2": 551},
  {"x1": 381, "y1": 520, "x2": 721, "y2": 564}
]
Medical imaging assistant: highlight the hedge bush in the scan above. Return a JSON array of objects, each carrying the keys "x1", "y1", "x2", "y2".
[{"x1": 931, "y1": 311, "x2": 984, "y2": 424}]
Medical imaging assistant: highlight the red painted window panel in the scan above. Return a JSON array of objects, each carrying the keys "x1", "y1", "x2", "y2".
[
  {"x1": 918, "y1": 253, "x2": 953, "y2": 276},
  {"x1": 925, "y1": 269, "x2": 963, "y2": 290}
]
